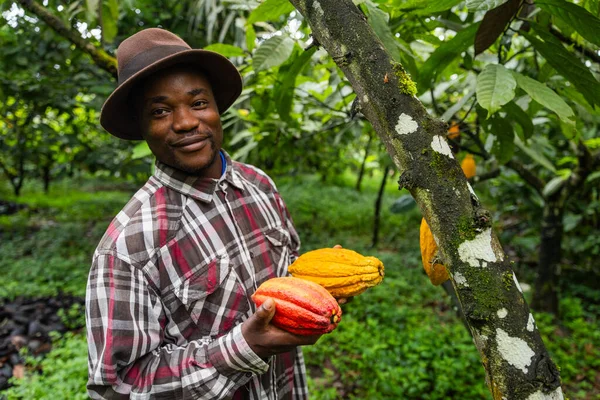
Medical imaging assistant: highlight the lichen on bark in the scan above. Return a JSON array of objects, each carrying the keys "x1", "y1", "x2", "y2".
[{"x1": 289, "y1": 0, "x2": 563, "y2": 398}]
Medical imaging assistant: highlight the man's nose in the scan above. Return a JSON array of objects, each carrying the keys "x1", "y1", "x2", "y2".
[{"x1": 172, "y1": 107, "x2": 199, "y2": 133}]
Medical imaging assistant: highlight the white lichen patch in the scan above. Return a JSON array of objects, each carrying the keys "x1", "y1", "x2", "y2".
[
  {"x1": 395, "y1": 113, "x2": 418, "y2": 136},
  {"x1": 496, "y1": 328, "x2": 535, "y2": 374},
  {"x1": 430, "y1": 135, "x2": 454, "y2": 158},
  {"x1": 362, "y1": 94, "x2": 369, "y2": 103},
  {"x1": 312, "y1": 1, "x2": 324, "y2": 16},
  {"x1": 467, "y1": 182, "x2": 478, "y2": 199},
  {"x1": 458, "y1": 228, "x2": 497, "y2": 268},
  {"x1": 527, "y1": 313, "x2": 536, "y2": 332},
  {"x1": 497, "y1": 308, "x2": 508, "y2": 319},
  {"x1": 454, "y1": 272, "x2": 468, "y2": 286},
  {"x1": 526, "y1": 387, "x2": 564, "y2": 400},
  {"x1": 513, "y1": 272, "x2": 523, "y2": 293}
]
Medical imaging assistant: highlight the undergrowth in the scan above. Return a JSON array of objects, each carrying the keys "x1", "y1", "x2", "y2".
[{"x1": 0, "y1": 174, "x2": 598, "y2": 399}]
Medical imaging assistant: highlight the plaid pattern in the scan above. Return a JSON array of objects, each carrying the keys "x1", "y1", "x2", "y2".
[{"x1": 86, "y1": 152, "x2": 307, "y2": 399}]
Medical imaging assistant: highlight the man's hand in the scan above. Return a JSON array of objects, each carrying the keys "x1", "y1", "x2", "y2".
[
  {"x1": 241, "y1": 298, "x2": 322, "y2": 360},
  {"x1": 332, "y1": 244, "x2": 353, "y2": 305}
]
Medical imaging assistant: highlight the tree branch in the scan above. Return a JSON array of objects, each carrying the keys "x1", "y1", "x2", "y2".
[
  {"x1": 16, "y1": 0, "x2": 118, "y2": 78},
  {"x1": 289, "y1": 1, "x2": 563, "y2": 398}
]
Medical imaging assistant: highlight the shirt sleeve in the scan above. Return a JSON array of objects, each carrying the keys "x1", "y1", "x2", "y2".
[{"x1": 86, "y1": 251, "x2": 269, "y2": 400}]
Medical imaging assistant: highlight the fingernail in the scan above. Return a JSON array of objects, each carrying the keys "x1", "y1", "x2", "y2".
[{"x1": 263, "y1": 299, "x2": 273, "y2": 310}]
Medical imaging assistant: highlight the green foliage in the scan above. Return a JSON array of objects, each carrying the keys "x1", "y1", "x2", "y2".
[
  {"x1": 524, "y1": 25, "x2": 600, "y2": 108},
  {"x1": 253, "y1": 35, "x2": 295, "y2": 72},
  {"x1": 476, "y1": 64, "x2": 516, "y2": 116},
  {"x1": 466, "y1": 0, "x2": 510, "y2": 11},
  {"x1": 417, "y1": 23, "x2": 480, "y2": 93},
  {"x1": 536, "y1": 0, "x2": 600, "y2": 46},
  {"x1": 0, "y1": 176, "x2": 598, "y2": 399},
  {"x1": 2, "y1": 333, "x2": 88, "y2": 400}
]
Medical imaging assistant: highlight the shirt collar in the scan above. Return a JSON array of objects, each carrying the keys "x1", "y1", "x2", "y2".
[{"x1": 153, "y1": 150, "x2": 244, "y2": 203}]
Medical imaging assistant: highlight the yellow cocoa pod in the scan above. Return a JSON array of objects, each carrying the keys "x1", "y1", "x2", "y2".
[
  {"x1": 288, "y1": 248, "x2": 384, "y2": 298},
  {"x1": 420, "y1": 218, "x2": 449, "y2": 285},
  {"x1": 461, "y1": 154, "x2": 476, "y2": 179}
]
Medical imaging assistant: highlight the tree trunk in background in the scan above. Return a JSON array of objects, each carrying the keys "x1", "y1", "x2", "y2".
[
  {"x1": 289, "y1": 1, "x2": 563, "y2": 398},
  {"x1": 372, "y1": 165, "x2": 390, "y2": 248},
  {"x1": 532, "y1": 201, "x2": 563, "y2": 315},
  {"x1": 356, "y1": 131, "x2": 373, "y2": 192},
  {"x1": 42, "y1": 159, "x2": 52, "y2": 194}
]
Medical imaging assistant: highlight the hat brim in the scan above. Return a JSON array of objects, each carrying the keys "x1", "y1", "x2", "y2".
[{"x1": 100, "y1": 49, "x2": 242, "y2": 140}]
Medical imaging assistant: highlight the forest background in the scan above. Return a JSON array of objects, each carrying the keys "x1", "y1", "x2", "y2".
[{"x1": 0, "y1": 0, "x2": 599, "y2": 398}]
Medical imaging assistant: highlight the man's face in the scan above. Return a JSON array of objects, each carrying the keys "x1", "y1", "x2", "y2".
[{"x1": 137, "y1": 65, "x2": 223, "y2": 177}]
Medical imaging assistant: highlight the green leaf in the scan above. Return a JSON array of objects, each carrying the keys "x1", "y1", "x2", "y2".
[
  {"x1": 396, "y1": 0, "x2": 464, "y2": 14},
  {"x1": 418, "y1": 23, "x2": 480, "y2": 93},
  {"x1": 474, "y1": 0, "x2": 521, "y2": 55},
  {"x1": 510, "y1": 71, "x2": 575, "y2": 126},
  {"x1": 502, "y1": 101, "x2": 534, "y2": 141},
  {"x1": 486, "y1": 114, "x2": 515, "y2": 164},
  {"x1": 253, "y1": 35, "x2": 295, "y2": 71},
  {"x1": 247, "y1": 0, "x2": 294, "y2": 24},
  {"x1": 131, "y1": 141, "x2": 152, "y2": 160},
  {"x1": 85, "y1": 0, "x2": 99, "y2": 22},
  {"x1": 246, "y1": 24, "x2": 257, "y2": 53},
  {"x1": 204, "y1": 44, "x2": 245, "y2": 57},
  {"x1": 364, "y1": 2, "x2": 418, "y2": 77},
  {"x1": 514, "y1": 136, "x2": 557, "y2": 172},
  {"x1": 542, "y1": 175, "x2": 569, "y2": 197},
  {"x1": 476, "y1": 64, "x2": 516, "y2": 116},
  {"x1": 536, "y1": 0, "x2": 600, "y2": 46},
  {"x1": 274, "y1": 47, "x2": 316, "y2": 121},
  {"x1": 524, "y1": 25, "x2": 600, "y2": 107},
  {"x1": 466, "y1": 0, "x2": 509, "y2": 11},
  {"x1": 390, "y1": 195, "x2": 416, "y2": 213},
  {"x1": 101, "y1": 0, "x2": 119, "y2": 43}
]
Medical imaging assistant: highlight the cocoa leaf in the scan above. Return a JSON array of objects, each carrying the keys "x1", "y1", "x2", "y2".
[{"x1": 474, "y1": 0, "x2": 522, "y2": 56}]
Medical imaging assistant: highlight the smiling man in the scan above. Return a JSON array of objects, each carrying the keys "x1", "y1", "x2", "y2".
[{"x1": 86, "y1": 28, "x2": 319, "y2": 400}]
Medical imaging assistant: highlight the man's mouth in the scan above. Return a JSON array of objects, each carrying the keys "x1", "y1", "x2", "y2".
[{"x1": 171, "y1": 135, "x2": 211, "y2": 152}]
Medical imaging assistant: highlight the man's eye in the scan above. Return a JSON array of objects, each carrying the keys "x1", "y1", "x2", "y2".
[
  {"x1": 193, "y1": 100, "x2": 207, "y2": 107},
  {"x1": 151, "y1": 109, "x2": 167, "y2": 116}
]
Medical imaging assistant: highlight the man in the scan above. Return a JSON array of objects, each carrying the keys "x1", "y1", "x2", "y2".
[{"x1": 86, "y1": 28, "x2": 322, "y2": 399}]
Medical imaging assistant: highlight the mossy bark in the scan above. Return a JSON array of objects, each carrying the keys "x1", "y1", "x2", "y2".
[{"x1": 289, "y1": 1, "x2": 563, "y2": 398}]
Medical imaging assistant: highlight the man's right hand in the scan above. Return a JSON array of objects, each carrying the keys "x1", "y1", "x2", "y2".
[{"x1": 241, "y1": 298, "x2": 322, "y2": 360}]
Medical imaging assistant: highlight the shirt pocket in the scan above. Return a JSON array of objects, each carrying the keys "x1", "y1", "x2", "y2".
[
  {"x1": 252, "y1": 226, "x2": 292, "y2": 287},
  {"x1": 172, "y1": 252, "x2": 249, "y2": 337}
]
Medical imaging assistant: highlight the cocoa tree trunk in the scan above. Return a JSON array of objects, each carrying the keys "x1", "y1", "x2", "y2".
[{"x1": 289, "y1": 1, "x2": 563, "y2": 398}]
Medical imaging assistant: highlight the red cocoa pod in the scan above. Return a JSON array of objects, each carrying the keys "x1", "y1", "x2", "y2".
[{"x1": 251, "y1": 277, "x2": 342, "y2": 335}]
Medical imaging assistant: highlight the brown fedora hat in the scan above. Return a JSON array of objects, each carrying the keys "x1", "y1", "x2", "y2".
[{"x1": 100, "y1": 28, "x2": 242, "y2": 140}]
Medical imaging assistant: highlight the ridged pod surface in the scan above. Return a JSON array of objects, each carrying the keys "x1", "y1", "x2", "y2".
[
  {"x1": 287, "y1": 248, "x2": 385, "y2": 297},
  {"x1": 251, "y1": 277, "x2": 342, "y2": 336}
]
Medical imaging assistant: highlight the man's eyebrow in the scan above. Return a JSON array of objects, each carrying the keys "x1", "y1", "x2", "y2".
[
  {"x1": 188, "y1": 88, "x2": 207, "y2": 96},
  {"x1": 147, "y1": 95, "x2": 168, "y2": 105}
]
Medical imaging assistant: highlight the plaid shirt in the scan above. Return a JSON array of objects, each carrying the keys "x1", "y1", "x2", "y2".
[{"x1": 86, "y1": 152, "x2": 307, "y2": 399}]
